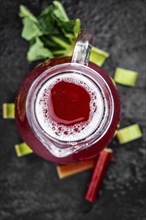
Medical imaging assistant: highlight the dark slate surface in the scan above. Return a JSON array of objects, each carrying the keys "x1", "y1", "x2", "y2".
[{"x1": 0, "y1": 0, "x2": 146, "y2": 219}]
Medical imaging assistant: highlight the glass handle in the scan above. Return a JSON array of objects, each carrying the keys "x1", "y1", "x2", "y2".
[{"x1": 72, "y1": 30, "x2": 93, "y2": 66}]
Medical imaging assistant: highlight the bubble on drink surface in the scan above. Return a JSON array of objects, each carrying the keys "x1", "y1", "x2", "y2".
[{"x1": 35, "y1": 73, "x2": 107, "y2": 142}]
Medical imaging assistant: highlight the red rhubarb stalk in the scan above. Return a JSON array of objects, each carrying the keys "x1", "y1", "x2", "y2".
[{"x1": 85, "y1": 149, "x2": 113, "y2": 202}]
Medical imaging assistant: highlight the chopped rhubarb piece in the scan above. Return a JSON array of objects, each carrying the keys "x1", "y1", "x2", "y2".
[
  {"x1": 85, "y1": 149, "x2": 113, "y2": 202},
  {"x1": 3, "y1": 103, "x2": 15, "y2": 119},
  {"x1": 15, "y1": 142, "x2": 33, "y2": 157},
  {"x1": 116, "y1": 124, "x2": 142, "y2": 144},
  {"x1": 114, "y1": 68, "x2": 138, "y2": 86},
  {"x1": 57, "y1": 158, "x2": 96, "y2": 179},
  {"x1": 90, "y1": 46, "x2": 109, "y2": 66},
  {"x1": 57, "y1": 149, "x2": 112, "y2": 179}
]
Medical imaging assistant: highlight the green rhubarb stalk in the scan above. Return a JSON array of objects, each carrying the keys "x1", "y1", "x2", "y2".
[
  {"x1": 90, "y1": 47, "x2": 109, "y2": 66},
  {"x1": 50, "y1": 36, "x2": 70, "y2": 49}
]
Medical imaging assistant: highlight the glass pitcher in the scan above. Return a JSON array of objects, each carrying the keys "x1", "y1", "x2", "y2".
[{"x1": 15, "y1": 31, "x2": 120, "y2": 163}]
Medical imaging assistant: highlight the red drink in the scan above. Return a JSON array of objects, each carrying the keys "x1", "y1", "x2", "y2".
[
  {"x1": 49, "y1": 81, "x2": 90, "y2": 125},
  {"x1": 15, "y1": 31, "x2": 120, "y2": 163}
]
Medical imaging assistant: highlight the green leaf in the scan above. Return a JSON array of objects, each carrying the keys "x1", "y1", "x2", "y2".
[
  {"x1": 21, "y1": 17, "x2": 43, "y2": 40},
  {"x1": 19, "y1": 2, "x2": 81, "y2": 62},
  {"x1": 38, "y1": 2, "x2": 75, "y2": 38},
  {"x1": 27, "y1": 38, "x2": 53, "y2": 61},
  {"x1": 19, "y1": 5, "x2": 38, "y2": 23},
  {"x1": 38, "y1": 5, "x2": 60, "y2": 35},
  {"x1": 57, "y1": 20, "x2": 76, "y2": 35},
  {"x1": 38, "y1": 16, "x2": 60, "y2": 35},
  {"x1": 39, "y1": 4, "x2": 54, "y2": 17},
  {"x1": 53, "y1": 1, "x2": 69, "y2": 21},
  {"x1": 52, "y1": 15, "x2": 78, "y2": 43}
]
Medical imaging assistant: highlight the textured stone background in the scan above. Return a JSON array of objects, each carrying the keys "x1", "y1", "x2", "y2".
[{"x1": 0, "y1": 0, "x2": 146, "y2": 220}]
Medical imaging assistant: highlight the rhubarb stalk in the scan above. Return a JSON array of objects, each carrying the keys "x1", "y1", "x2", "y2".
[{"x1": 85, "y1": 149, "x2": 113, "y2": 202}]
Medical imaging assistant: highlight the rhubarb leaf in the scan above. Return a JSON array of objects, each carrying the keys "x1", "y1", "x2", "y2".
[
  {"x1": 19, "y1": 5, "x2": 38, "y2": 22},
  {"x1": 19, "y1": 2, "x2": 107, "y2": 65},
  {"x1": 27, "y1": 38, "x2": 53, "y2": 61},
  {"x1": 21, "y1": 17, "x2": 43, "y2": 40}
]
